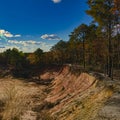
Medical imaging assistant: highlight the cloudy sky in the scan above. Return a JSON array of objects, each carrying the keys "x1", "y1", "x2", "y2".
[{"x1": 0, "y1": 0, "x2": 92, "y2": 52}]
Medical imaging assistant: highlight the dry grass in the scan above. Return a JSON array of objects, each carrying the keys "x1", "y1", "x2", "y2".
[
  {"x1": 0, "y1": 77, "x2": 47, "y2": 120},
  {"x1": 0, "y1": 79, "x2": 30, "y2": 120}
]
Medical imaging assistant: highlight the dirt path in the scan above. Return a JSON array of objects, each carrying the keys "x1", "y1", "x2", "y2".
[{"x1": 97, "y1": 80, "x2": 120, "y2": 120}]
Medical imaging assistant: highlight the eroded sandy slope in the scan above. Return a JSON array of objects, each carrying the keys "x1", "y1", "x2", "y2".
[{"x1": 0, "y1": 65, "x2": 119, "y2": 120}]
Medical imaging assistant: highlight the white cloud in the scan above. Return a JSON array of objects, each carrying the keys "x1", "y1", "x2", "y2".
[
  {"x1": 41, "y1": 34, "x2": 61, "y2": 40},
  {"x1": 0, "y1": 29, "x2": 21, "y2": 38},
  {"x1": 0, "y1": 30, "x2": 13, "y2": 38},
  {"x1": 51, "y1": 0, "x2": 62, "y2": 3},
  {"x1": 0, "y1": 33, "x2": 54, "y2": 52},
  {"x1": 0, "y1": 46, "x2": 5, "y2": 48},
  {"x1": 5, "y1": 40, "x2": 53, "y2": 52},
  {"x1": 8, "y1": 40, "x2": 43, "y2": 46},
  {"x1": 0, "y1": 45, "x2": 20, "y2": 53},
  {"x1": 14, "y1": 34, "x2": 21, "y2": 37}
]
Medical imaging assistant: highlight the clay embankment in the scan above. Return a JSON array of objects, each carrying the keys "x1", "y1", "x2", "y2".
[
  {"x1": 40, "y1": 65, "x2": 118, "y2": 120},
  {"x1": 0, "y1": 65, "x2": 119, "y2": 120}
]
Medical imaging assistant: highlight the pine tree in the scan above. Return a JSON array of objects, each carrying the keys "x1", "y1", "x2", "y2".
[{"x1": 86, "y1": 0, "x2": 115, "y2": 77}]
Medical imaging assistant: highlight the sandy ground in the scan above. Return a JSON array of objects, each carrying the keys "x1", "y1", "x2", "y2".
[{"x1": 98, "y1": 80, "x2": 120, "y2": 120}]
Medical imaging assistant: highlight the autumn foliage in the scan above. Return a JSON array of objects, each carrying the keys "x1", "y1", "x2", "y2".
[{"x1": 0, "y1": 0, "x2": 119, "y2": 78}]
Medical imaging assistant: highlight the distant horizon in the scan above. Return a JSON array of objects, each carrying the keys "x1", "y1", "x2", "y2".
[{"x1": 0, "y1": 0, "x2": 92, "y2": 52}]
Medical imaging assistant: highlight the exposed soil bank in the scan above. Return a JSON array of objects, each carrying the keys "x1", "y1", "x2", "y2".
[{"x1": 0, "y1": 65, "x2": 119, "y2": 120}]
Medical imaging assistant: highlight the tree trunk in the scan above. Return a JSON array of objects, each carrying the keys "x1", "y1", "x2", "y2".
[
  {"x1": 108, "y1": 0, "x2": 113, "y2": 78},
  {"x1": 108, "y1": 23, "x2": 113, "y2": 78},
  {"x1": 83, "y1": 34, "x2": 86, "y2": 69}
]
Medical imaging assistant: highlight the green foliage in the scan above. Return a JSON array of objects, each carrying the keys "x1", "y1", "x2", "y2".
[
  {"x1": 86, "y1": 0, "x2": 120, "y2": 77},
  {"x1": 86, "y1": 0, "x2": 114, "y2": 26},
  {"x1": 2, "y1": 48, "x2": 27, "y2": 69},
  {"x1": 0, "y1": 48, "x2": 30, "y2": 78},
  {"x1": 51, "y1": 40, "x2": 68, "y2": 64},
  {"x1": 0, "y1": 0, "x2": 119, "y2": 79},
  {"x1": 51, "y1": 40, "x2": 68, "y2": 51}
]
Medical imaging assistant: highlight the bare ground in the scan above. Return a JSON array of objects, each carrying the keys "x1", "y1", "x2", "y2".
[{"x1": 0, "y1": 66, "x2": 120, "y2": 120}]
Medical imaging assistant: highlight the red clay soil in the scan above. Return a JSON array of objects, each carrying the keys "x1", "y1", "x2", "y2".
[
  {"x1": 38, "y1": 65, "x2": 116, "y2": 120},
  {"x1": 45, "y1": 66, "x2": 96, "y2": 103},
  {"x1": 40, "y1": 65, "x2": 98, "y2": 116}
]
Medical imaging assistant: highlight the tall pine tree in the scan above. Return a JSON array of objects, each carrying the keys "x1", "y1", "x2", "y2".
[{"x1": 86, "y1": 0, "x2": 115, "y2": 77}]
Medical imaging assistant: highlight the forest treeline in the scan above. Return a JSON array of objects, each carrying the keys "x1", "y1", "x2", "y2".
[{"x1": 0, "y1": 0, "x2": 120, "y2": 78}]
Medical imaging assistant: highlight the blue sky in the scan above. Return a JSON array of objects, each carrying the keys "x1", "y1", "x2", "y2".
[{"x1": 0, "y1": 0, "x2": 92, "y2": 52}]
